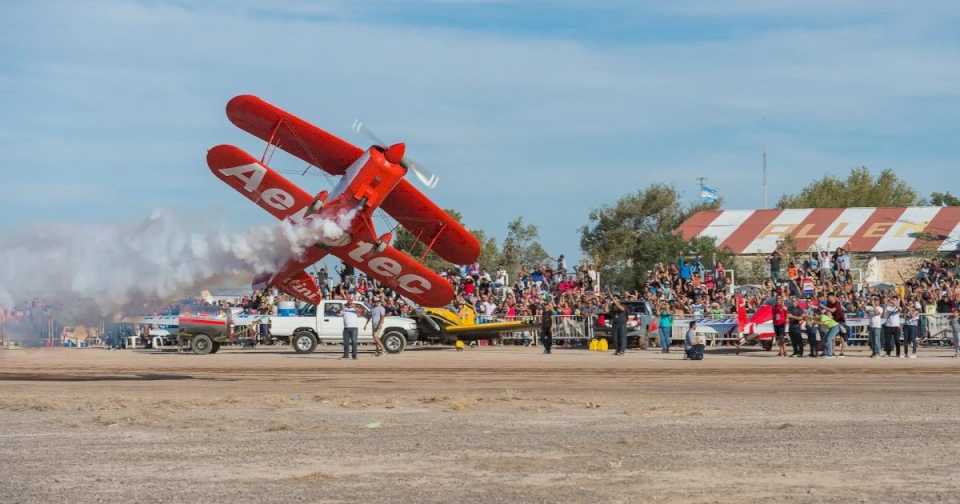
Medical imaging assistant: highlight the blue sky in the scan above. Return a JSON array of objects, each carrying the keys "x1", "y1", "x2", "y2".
[{"x1": 2, "y1": 0, "x2": 959, "y2": 263}]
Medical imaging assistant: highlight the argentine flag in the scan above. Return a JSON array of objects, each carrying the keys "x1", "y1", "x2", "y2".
[{"x1": 700, "y1": 185, "x2": 719, "y2": 203}]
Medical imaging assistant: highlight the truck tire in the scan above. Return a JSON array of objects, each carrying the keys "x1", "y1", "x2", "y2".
[
  {"x1": 191, "y1": 334, "x2": 214, "y2": 355},
  {"x1": 292, "y1": 330, "x2": 318, "y2": 354},
  {"x1": 210, "y1": 342, "x2": 221, "y2": 354},
  {"x1": 381, "y1": 329, "x2": 407, "y2": 354}
]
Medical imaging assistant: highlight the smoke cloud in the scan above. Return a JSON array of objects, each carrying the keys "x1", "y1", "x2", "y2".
[{"x1": 0, "y1": 208, "x2": 357, "y2": 316}]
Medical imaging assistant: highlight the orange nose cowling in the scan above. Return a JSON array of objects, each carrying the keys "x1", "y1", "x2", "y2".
[{"x1": 385, "y1": 143, "x2": 406, "y2": 165}]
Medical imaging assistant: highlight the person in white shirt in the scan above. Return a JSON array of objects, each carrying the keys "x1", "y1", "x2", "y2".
[
  {"x1": 882, "y1": 298, "x2": 902, "y2": 358},
  {"x1": 341, "y1": 301, "x2": 362, "y2": 360},
  {"x1": 903, "y1": 300, "x2": 920, "y2": 359},
  {"x1": 865, "y1": 297, "x2": 884, "y2": 357},
  {"x1": 495, "y1": 269, "x2": 509, "y2": 289}
]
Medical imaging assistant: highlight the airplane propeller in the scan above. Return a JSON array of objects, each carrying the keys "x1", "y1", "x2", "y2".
[{"x1": 352, "y1": 120, "x2": 439, "y2": 189}]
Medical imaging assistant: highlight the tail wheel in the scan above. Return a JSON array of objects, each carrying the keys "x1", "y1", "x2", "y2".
[
  {"x1": 191, "y1": 334, "x2": 214, "y2": 355},
  {"x1": 292, "y1": 331, "x2": 318, "y2": 354},
  {"x1": 381, "y1": 330, "x2": 407, "y2": 354}
]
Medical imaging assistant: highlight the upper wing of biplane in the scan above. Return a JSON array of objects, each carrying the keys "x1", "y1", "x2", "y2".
[
  {"x1": 225, "y1": 94, "x2": 480, "y2": 266},
  {"x1": 226, "y1": 94, "x2": 363, "y2": 175}
]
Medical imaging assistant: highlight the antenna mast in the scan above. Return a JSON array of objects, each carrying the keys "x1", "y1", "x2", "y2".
[{"x1": 762, "y1": 150, "x2": 768, "y2": 208}]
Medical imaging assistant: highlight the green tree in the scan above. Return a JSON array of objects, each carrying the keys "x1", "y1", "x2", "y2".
[
  {"x1": 580, "y1": 184, "x2": 731, "y2": 289},
  {"x1": 929, "y1": 191, "x2": 960, "y2": 206},
  {"x1": 777, "y1": 166, "x2": 920, "y2": 208},
  {"x1": 501, "y1": 217, "x2": 549, "y2": 277},
  {"x1": 471, "y1": 228, "x2": 502, "y2": 273}
]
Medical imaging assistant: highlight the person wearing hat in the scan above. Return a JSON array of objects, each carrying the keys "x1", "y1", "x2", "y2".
[
  {"x1": 341, "y1": 300, "x2": 361, "y2": 360},
  {"x1": 364, "y1": 297, "x2": 386, "y2": 356}
]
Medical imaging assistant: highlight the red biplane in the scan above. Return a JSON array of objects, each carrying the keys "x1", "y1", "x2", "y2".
[{"x1": 206, "y1": 95, "x2": 479, "y2": 307}]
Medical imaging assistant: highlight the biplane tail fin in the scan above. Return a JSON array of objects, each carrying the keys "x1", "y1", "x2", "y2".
[
  {"x1": 274, "y1": 270, "x2": 324, "y2": 306},
  {"x1": 255, "y1": 246, "x2": 329, "y2": 306}
]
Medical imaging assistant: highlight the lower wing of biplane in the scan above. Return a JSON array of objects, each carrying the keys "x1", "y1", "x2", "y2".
[{"x1": 206, "y1": 144, "x2": 455, "y2": 307}]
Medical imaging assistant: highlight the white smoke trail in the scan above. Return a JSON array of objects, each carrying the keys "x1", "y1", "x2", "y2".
[{"x1": 0, "y1": 207, "x2": 358, "y2": 315}]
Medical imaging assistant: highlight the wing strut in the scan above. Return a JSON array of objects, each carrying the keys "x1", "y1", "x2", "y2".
[
  {"x1": 421, "y1": 223, "x2": 447, "y2": 261},
  {"x1": 260, "y1": 118, "x2": 285, "y2": 165},
  {"x1": 255, "y1": 115, "x2": 333, "y2": 177}
]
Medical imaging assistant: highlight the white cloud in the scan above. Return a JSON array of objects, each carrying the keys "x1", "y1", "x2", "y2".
[{"x1": 0, "y1": 0, "x2": 958, "y2": 260}]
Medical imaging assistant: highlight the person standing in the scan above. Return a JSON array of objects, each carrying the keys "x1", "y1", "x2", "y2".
[
  {"x1": 787, "y1": 299, "x2": 805, "y2": 357},
  {"x1": 364, "y1": 297, "x2": 386, "y2": 356},
  {"x1": 610, "y1": 297, "x2": 627, "y2": 356},
  {"x1": 865, "y1": 297, "x2": 884, "y2": 358},
  {"x1": 541, "y1": 302, "x2": 555, "y2": 354},
  {"x1": 883, "y1": 298, "x2": 902, "y2": 358},
  {"x1": 806, "y1": 307, "x2": 819, "y2": 358},
  {"x1": 769, "y1": 250, "x2": 782, "y2": 284},
  {"x1": 772, "y1": 296, "x2": 788, "y2": 357},
  {"x1": 341, "y1": 300, "x2": 360, "y2": 360},
  {"x1": 951, "y1": 305, "x2": 960, "y2": 358},
  {"x1": 903, "y1": 301, "x2": 920, "y2": 359},
  {"x1": 658, "y1": 303, "x2": 673, "y2": 353}
]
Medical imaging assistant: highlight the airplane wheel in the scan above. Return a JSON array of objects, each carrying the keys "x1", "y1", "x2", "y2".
[
  {"x1": 761, "y1": 340, "x2": 773, "y2": 351},
  {"x1": 382, "y1": 330, "x2": 407, "y2": 354},
  {"x1": 191, "y1": 334, "x2": 214, "y2": 355},
  {"x1": 292, "y1": 330, "x2": 318, "y2": 354}
]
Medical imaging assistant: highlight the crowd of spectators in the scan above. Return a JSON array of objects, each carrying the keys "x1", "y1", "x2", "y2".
[{"x1": 158, "y1": 243, "x2": 960, "y2": 357}]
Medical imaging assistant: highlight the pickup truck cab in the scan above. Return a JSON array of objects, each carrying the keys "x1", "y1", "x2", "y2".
[{"x1": 269, "y1": 299, "x2": 419, "y2": 354}]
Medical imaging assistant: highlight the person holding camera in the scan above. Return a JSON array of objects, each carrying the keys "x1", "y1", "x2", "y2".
[
  {"x1": 540, "y1": 302, "x2": 555, "y2": 355},
  {"x1": 341, "y1": 300, "x2": 361, "y2": 360},
  {"x1": 610, "y1": 297, "x2": 627, "y2": 356}
]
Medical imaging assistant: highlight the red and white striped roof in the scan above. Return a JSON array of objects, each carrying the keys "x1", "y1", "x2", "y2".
[{"x1": 676, "y1": 207, "x2": 960, "y2": 254}]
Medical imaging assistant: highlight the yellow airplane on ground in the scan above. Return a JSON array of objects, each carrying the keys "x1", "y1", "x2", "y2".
[{"x1": 416, "y1": 303, "x2": 537, "y2": 344}]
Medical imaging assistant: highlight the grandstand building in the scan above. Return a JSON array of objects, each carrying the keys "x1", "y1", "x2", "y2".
[{"x1": 677, "y1": 207, "x2": 960, "y2": 283}]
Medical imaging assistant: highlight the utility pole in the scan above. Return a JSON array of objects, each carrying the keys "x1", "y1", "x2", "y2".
[{"x1": 762, "y1": 150, "x2": 768, "y2": 208}]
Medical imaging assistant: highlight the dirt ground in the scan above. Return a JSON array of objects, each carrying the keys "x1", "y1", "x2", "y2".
[{"x1": 2, "y1": 345, "x2": 960, "y2": 504}]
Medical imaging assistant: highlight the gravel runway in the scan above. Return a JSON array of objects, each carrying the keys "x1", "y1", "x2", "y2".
[{"x1": 2, "y1": 346, "x2": 959, "y2": 503}]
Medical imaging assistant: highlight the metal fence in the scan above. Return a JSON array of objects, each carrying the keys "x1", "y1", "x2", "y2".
[
  {"x1": 478, "y1": 312, "x2": 960, "y2": 350},
  {"x1": 486, "y1": 315, "x2": 595, "y2": 345}
]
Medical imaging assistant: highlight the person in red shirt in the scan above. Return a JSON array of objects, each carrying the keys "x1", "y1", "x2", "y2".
[{"x1": 772, "y1": 295, "x2": 789, "y2": 357}]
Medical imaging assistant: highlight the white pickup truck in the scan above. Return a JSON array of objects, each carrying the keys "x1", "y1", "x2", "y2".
[{"x1": 269, "y1": 299, "x2": 419, "y2": 354}]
